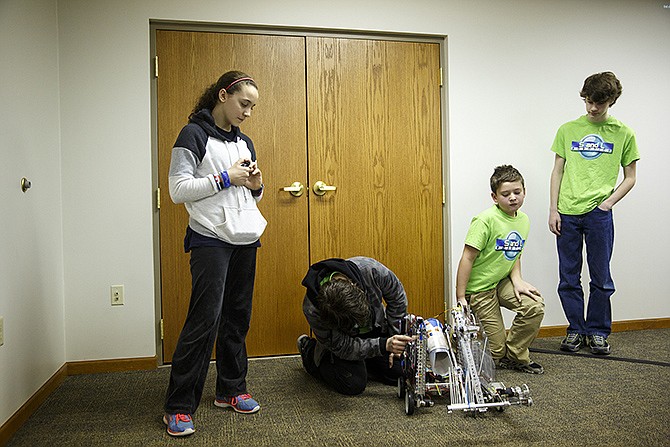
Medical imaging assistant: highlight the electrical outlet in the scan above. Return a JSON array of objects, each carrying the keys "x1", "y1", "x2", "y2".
[
  {"x1": 0, "y1": 316, "x2": 4, "y2": 346},
  {"x1": 111, "y1": 285, "x2": 124, "y2": 306}
]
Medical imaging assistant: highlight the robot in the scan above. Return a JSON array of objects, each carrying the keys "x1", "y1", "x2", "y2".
[{"x1": 397, "y1": 305, "x2": 532, "y2": 415}]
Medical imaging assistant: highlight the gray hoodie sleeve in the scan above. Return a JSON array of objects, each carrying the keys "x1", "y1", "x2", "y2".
[
  {"x1": 352, "y1": 256, "x2": 407, "y2": 334},
  {"x1": 371, "y1": 262, "x2": 406, "y2": 334},
  {"x1": 168, "y1": 147, "x2": 218, "y2": 204}
]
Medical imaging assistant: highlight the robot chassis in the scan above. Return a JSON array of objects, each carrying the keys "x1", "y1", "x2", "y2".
[{"x1": 397, "y1": 306, "x2": 533, "y2": 415}]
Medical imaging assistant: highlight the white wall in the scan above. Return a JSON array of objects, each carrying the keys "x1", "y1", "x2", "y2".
[
  {"x1": 2, "y1": 0, "x2": 669, "y2": 427},
  {"x1": 444, "y1": 0, "x2": 670, "y2": 326},
  {"x1": 0, "y1": 0, "x2": 65, "y2": 428}
]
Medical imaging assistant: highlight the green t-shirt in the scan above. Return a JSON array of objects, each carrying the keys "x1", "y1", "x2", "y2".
[
  {"x1": 551, "y1": 115, "x2": 640, "y2": 215},
  {"x1": 464, "y1": 205, "x2": 530, "y2": 294}
]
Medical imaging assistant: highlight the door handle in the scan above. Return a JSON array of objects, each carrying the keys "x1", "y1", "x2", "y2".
[
  {"x1": 313, "y1": 181, "x2": 337, "y2": 196},
  {"x1": 281, "y1": 181, "x2": 305, "y2": 197}
]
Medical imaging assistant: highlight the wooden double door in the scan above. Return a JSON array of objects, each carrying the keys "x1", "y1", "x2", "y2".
[{"x1": 156, "y1": 29, "x2": 445, "y2": 362}]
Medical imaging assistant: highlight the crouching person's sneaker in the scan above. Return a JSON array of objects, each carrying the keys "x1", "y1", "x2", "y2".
[
  {"x1": 560, "y1": 332, "x2": 584, "y2": 352},
  {"x1": 498, "y1": 357, "x2": 544, "y2": 375},
  {"x1": 587, "y1": 335, "x2": 611, "y2": 355},
  {"x1": 297, "y1": 334, "x2": 311, "y2": 358},
  {"x1": 214, "y1": 393, "x2": 260, "y2": 414},
  {"x1": 163, "y1": 413, "x2": 195, "y2": 437}
]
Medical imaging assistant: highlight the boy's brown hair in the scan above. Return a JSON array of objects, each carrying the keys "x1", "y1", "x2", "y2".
[
  {"x1": 580, "y1": 71, "x2": 622, "y2": 106},
  {"x1": 490, "y1": 165, "x2": 524, "y2": 193},
  {"x1": 316, "y1": 278, "x2": 370, "y2": 331}
]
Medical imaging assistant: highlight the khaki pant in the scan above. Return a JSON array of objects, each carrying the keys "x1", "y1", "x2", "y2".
[{"x1": 467, "y1": 277, "x2": 544, "y2": 365}]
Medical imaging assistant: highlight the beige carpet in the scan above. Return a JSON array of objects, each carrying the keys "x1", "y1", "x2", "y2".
[{"x1": 7, "y1": 329, "x2": 670, "y2": 446}]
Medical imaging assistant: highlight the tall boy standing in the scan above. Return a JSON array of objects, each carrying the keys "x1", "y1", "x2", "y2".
[
  {"x1": 549, "y1": 72, "x2": 639, "y2": 355},
  {"x1": 456, "y1": 165, "x2": 545, "y2": 374}
]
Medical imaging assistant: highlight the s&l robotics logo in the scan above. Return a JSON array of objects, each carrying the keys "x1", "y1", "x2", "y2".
[
  {"x1": 571, "y1": 134, "x2": 614, "y2": 160},
  {"x1": 495, "y1": 231, "x2": 525, "y2": 261}
]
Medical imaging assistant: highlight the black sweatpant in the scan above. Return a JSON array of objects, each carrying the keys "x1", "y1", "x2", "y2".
[
  {"x1": 164, "y1": 246, "x2": 257, "y2": 414},
  {"x1": 300, "y1": 336, "x2": 402, "y2": 396}
]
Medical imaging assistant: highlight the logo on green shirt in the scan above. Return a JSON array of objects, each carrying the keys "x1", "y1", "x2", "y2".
[
  {"x1": 571, "y1": 134, "x2": 614, "y2": 160},
  {"x1": 495, "y1": 231, "x2": 525, "y2": 261}
]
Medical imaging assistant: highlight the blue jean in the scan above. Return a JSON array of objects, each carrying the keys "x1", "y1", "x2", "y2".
[
  {"x1": 556, "y1": 207, "x2": 615, "y2": 337},
  {"x1": 164, "y1": 246, "x2": 257, "y2": 414}
]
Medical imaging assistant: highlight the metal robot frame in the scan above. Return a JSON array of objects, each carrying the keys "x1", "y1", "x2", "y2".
[{"x1": 397, "y1": 305, "x2": 533, "y2": 415}]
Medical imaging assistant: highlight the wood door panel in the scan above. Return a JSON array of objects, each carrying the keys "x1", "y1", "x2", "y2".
[
  {"x1": 157, "y1": 30, "x2": 445, "y2": 362},
  {"x1": 306, "y1": 37, "x2": 444, "y2": 319},
  {"x1": 157, "y1": 30, "x2": 309, "y2": 361}
]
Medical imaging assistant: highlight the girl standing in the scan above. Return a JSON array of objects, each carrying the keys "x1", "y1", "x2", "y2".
[{"x1": 163, "y1": 71, "x2": 265, "y2": 437}]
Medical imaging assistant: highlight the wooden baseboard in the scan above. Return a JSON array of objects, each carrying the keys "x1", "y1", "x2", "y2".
[
  {"x1": 0, "y1": 364, "x2": 68, "y2": 447},
  {"x1": 67, "y1": 356, "x2": 157, "y2": 375},
  {"x1": 537, "y1": 317, "x2": 670, "y2": 338},
  {"x1": 0, "y1": 357, "x2": 156, "y2": 446}
]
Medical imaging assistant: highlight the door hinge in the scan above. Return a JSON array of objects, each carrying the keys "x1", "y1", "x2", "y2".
[
  {"x1": 439, "y1": 67, "x2": 443, "y2": 87},
  {"x1": 160, "y1": 319, "x2": 164, "y2": 340},
  {"x1": 442, "y1": 185, "x2": 446, "y2": 205},
  {"x1": 154, "y1": 56, "x2": 159, "y2": 78},
  {"x1": 156, "y1": 188, "x2": 161, "y2": 210}
]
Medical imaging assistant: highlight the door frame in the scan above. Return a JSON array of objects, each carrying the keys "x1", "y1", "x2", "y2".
[{"x1": 149, "y1": 20, "x2": 451, "y2": 365}]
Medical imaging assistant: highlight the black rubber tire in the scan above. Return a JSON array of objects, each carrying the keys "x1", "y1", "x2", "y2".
[
  {"x1": 405, "y1": 390, "x2": 416, "y2": 415},
  {"x1": 397, "y1": 377, "x2": 405, "y2": 399}
]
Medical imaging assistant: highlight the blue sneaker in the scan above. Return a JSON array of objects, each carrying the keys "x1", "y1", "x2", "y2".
[
  {"x1": 214, "y1": 393, "x2": 260, "y2": 414},
  {"x1": 163, "y1": 413, "x2": 195, "y2": 437}
]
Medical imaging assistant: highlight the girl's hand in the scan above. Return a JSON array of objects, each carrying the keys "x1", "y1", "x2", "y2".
[
  {"x1": 245, "y1": 161, "x2": 263, "y2": 191},
  {"x1": 228, "y1": 158, "x2": 253, "y2": 186}
]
